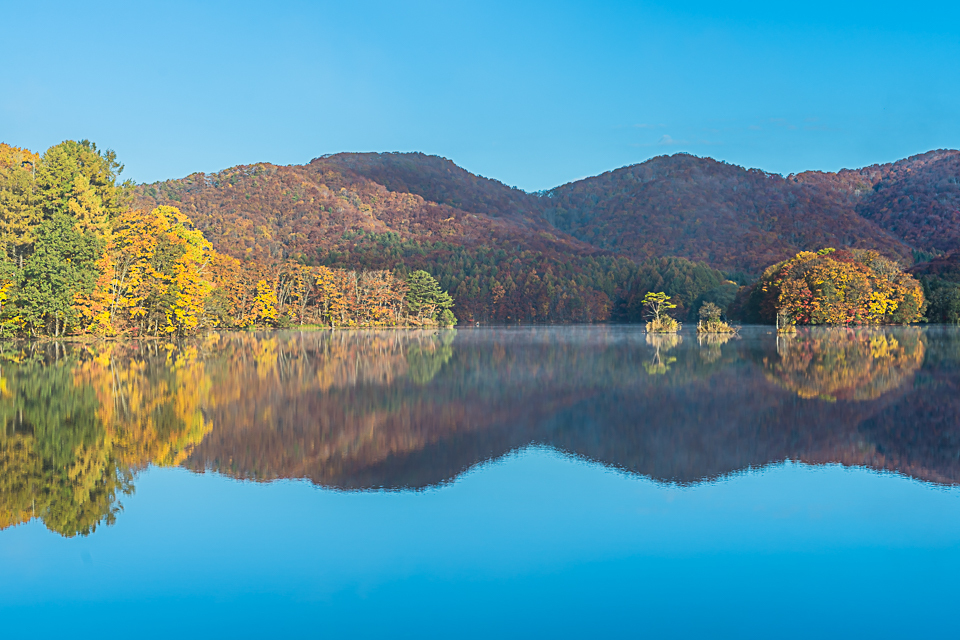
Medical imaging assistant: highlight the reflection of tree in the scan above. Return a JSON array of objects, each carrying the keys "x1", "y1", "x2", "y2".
[
  {"x1": 406, "y1": 330, "x2": 455, "y2": 385},
  {"x1": 697, "y1": 332, "x2": 735, "y2": 363},
  {"x1": 188, "y1": 329, "x2": 467, "y2": 485},
  {"x1": 0, "y1": 341, "x2": 212, "y2": 537},
  {"x1": 0, "y1": 359, "x2": 132, "y2": 537},
  {"x1": 644, "y1": 333, "x2": 681, "y2": 375},
  {"x1": 189, "y1": 326, "x2": 960, "y2": 492},
  {"x1": 765, "y1": 328, "x2": 924, "y2": 401}
]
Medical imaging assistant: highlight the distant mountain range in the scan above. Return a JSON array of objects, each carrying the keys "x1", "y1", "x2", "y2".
[{"x1": 135, "y1": 149, "x2": 960, "y2": 321}]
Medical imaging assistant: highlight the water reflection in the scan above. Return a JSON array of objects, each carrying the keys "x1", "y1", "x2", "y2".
[
  {"x1": 644, "y1": 334, "x2": 681, "y2": 375},
  {"x1": 2, "y1": 325, "x2": 959, "y2": 537},
  {"x1": 766, "y1": 329, "x2": 925, "y2": 401}
]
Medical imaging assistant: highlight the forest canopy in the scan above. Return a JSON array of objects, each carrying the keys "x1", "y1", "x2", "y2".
[
  {"x1": 6, "y1": 142, "x2": 957, "y2": 329},
  {"x1": 738, "y1": 248, "x2": 925, "y2": 326},
  {"x1": 0, "y1": 142, "x2": 457, "y2": 336}
]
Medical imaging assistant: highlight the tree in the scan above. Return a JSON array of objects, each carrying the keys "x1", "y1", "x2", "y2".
[
  {"x1": 642, "y1": 291, "x2": 676, "y2": 323},
  {"x1": 405, "y1": 270, "x2": 454, "y2": 324},
  {"x1": 15, "y1": 212, "x2": 102, "y2": 336},
  {"x1": 84, "y1": 206, "x2": 217, "y2": 336},
  {"x1": 34, "y1": 140, "x2": 127, "y2": 222},
  {"x1": 750, "y1": 249, "x2": 925, "y2": 325},
  {"x1": 0, "y1": 162, "x2": 40, "y2": 267},
  {"x1": 251, "y1": 279, "x2": 279, "y2": 326},
  {"x1": 643, "y1": 291, "x2": 680, "y2": 333},
  {"x1": 698, "y1": 302, "x2": 721, "y2": 322},
  {"x1": 438, "y1": 308, "x2": 457, "y2": 327},
  {"x1": 2, "y1": 140, "x2": 128, "y2": 337}
]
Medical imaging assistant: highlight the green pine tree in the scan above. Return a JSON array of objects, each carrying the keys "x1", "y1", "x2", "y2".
[{"x1": 406, "y1": 270, "x2": 455, "y2": 324}]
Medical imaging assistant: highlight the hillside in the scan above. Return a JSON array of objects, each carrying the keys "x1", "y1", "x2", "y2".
[
  {"x1": 542, "y1": 154, "x2": 915, "y2": 274},
  {"x1": 795, "y1": 149, "x2": 960, "y2": 254},
  {"x1": 134, "y1": 155, "x2": 730, "y2": 323},
  {"x1": 135, "y1": 149, "x2": 960, "y2": 322},
  {"x1": 320, "y1": 152, "x2": 543, "y2": 222}
]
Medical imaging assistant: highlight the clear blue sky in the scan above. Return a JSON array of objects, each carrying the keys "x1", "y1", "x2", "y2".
[{"x1": 3, "y1": 0, "x2": 958, "y2": 190}]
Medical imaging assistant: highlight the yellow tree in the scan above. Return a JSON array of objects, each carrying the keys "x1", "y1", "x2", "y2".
[
  {"x1": 67, "y1": 173, "x2": 111, "y2": 239},
  {"x1": 250, "y1": 279, "x2": 279, "y2": 326},
  {"x1": 0, "y1": 147, "x2": 40, "y2": 268},
  {"x1": 314, "y1": 265, "x2": 345, "y2": 327},
  {"x1": 84, "y1": 206, "x2": 217, "y2": 336}
]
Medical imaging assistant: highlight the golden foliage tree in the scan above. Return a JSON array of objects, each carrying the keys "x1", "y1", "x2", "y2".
[{"x1": 755, "y1": 249, "x2": 925, "y2": 326}]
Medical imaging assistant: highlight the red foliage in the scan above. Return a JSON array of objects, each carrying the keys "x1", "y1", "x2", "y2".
[{"x1": 545, "y1": 154, "x2": 915, "y2": 274}]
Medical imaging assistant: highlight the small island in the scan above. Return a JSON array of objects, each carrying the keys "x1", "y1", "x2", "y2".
[
  {"x1": 696, "y1": 301, "x2": 736, "y2": 334},
  {"x1": 642, "y1": 292, "x2": 681, "y2": 333}
]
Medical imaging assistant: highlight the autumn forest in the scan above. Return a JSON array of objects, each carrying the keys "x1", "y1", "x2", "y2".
[
  {"x1": 1, "y1": 140, "x2": 959, "y2": 335},
  {"x1": 0, "y1": 142, "x2": 456, "y2": 337}
]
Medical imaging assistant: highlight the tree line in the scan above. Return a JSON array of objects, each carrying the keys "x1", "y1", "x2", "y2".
[{"x1": 0, "y1": 141, "x2": 455, "y2": 337}]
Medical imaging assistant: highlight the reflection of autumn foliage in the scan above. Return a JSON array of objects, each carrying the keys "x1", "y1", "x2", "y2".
[
  {"x1": 3, "y1": 324, "x2": 957, "y2": 540},
  {"x1": 73, "y1": 343, "x2": 212, "y2": 468},
  {"x1": 697, "y1": 332, "x2": 735, "y2": 363},
  {"x1": 189, "y1": 330, "x2": 462, "y2": 484},
  {"x1": 188, "y1": 326, "x2": 960, "y2": 491},
  {"x1": 644, "y1": 333, "x2": 681, "y2": 375},
  {"x1": 765, "y1": 328, "x2": 924, "y2": 401},
  {"x1": 0, "y1": 341, "x2": 212, "y2": 536}
]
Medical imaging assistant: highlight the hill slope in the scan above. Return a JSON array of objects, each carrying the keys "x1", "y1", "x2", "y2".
[
  {"x1": 795, "y1": 149, "x2": 960, "y2": 254},
  {"x1": 136, "y1": 149, "x2": 960, "y2": 321},
  {"x1": 542, "y1": 154, "x2": 915, "y2": 274},
  {"x1": 135, "y1": 156, "x2": 707, "y2": 323}
]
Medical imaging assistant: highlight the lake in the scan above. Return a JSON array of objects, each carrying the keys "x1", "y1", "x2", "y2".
[{"x1": 1, "y1": 326, "x2": 959, "y2": 638}]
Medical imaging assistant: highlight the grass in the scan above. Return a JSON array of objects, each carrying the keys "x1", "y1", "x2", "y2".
[
  {"x1": 697, "y1": 319, "x2": 738, "y2": 334},
  {"x1": 646, "y1": 316, "x2": 681, "y2": 333}
]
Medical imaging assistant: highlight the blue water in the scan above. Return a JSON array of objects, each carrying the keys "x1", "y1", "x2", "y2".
[{"x1": 1, "y1": 327, "x2": 959, "y2": 637}]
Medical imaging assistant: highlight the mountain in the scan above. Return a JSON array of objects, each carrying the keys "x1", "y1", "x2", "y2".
[
  {"x1": 796, "y1": 149, "x2": 960, "y2": 255},
  {"x1": 134, "y1": 154, "x2": 730, "y2": 323},
  {"x1": 320, "y1": 152, "x2": 543, "y2": 222},
  {"x1": 135, "y1": 149, "x2": 960, "y2": 321},
  {"x1": 542, "y1": 154, "x2": 916, "y2": 274}
]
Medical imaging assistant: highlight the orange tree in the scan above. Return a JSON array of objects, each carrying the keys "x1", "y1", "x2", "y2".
[{"x1": 749, "y1": 249, "x2": 924, "y2": 325}]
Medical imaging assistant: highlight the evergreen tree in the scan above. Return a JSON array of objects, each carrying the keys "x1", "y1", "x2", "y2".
[
  {"x1": 406, "y1": 270, "x2": 454, "y2": 323},
  {"x1": 15, "y1": 212, "x2": 102, "y2": 336}
]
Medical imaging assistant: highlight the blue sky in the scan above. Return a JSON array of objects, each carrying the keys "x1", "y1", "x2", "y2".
[{"x1": 2, "y1": 0, "x2": 958, "y2": 190}]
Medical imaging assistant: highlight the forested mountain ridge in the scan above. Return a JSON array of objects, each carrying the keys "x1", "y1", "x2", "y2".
[
  {"x1": 795, "y1": 149, "x2": 960, "y2": 254},
  {"x1": 543, "y1": 154, "x2": 917, "y2": 273},
  {"x1": 318, "y1": 152, "x2": 544, "y2": 223},
  {"x1": 134, "y1": 158, "x2": 653, "y2": 323},
  {"x1": 138, "y1": 149, "x2": 960, "y2": 276},
  {"x1": 135, "y1": 156, "x2": 581, "y2": 264},
  {"x1": 134, "y1": 149, "x2": 960, "y2": 322}
]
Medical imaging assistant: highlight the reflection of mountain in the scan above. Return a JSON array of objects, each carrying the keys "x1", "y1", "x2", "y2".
[
  {"x1": 186, "y1": 329, "x2": 601, "y2": 488},
  {"x1": 187, "y1": 327, "x2": 960, "y2": 490},
  {"x1": 3, "y1": 327, "x2": 959, "y2": 537}
]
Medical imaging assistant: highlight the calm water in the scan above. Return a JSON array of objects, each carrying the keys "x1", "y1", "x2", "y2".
[{"x1": 1, "y1": 326, "x2": 959, "y2": 638}]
